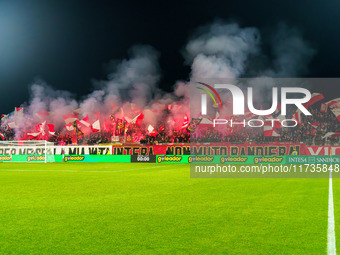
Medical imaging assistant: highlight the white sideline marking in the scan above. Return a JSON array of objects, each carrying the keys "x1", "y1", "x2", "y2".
[
  {"x1": 0, "y1": 166, "x2": 167, "y2": 173},
  {"x1": 328, "y1": 170, "x2": 336, "y2": 255}
]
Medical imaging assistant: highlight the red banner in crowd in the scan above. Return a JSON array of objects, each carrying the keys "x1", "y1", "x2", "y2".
[
  {"x1": 112, "y1": 144, "x2": 340, "y2": 155},
  {"x1": 305, "y1": 146, "x2": 340, "y2": 155},
  {"x1": 191, "y1": 143, "x2": 302, "y2": 155},
  {"x1": 112, "y1": 145, "x2": 190, "y2": 155}
]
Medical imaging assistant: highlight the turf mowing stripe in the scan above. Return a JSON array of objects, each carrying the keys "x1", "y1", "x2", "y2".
[
  {"x1": 0, "y1": 166, "x2": 167, "y2": 173},
  {"x1": 328, "y1": 170, "x2": 336, "y2": 255}
]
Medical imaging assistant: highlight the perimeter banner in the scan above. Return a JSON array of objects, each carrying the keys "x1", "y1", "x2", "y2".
[
  {"x1": 0, "y1": 155, "x2": 130, "y2": 162},
  {"x1": 112, "y1": 145, "x2": 190, "y2": 155},
  {"x1": 63, "y1": 155, "x2": 131, "y2": 163},
  {"x1": 1, "y1": 144, "x2": 339, "y2": 156},
  {"x1": 190, "y1": 143, "x2": 302, "y2": 155},
  {"x1": 156, "y1": 155, "x2": 285, "y2": 164},
  {"x1": 112, "y1": 143, "x2": 302, "y2": 155},
  {"x1": 305, "y1": 146, "x2": 340, "y2": 155},
  {"x1": 0, "y1": 146, "x2": 112, "y2": 155}
]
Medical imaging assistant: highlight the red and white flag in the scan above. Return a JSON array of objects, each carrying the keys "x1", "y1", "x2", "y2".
[
  {"x1": 27, "y1": 132, "x2": 41, "y2": 137},
  {"x1": 330, "y1": 108, "x2": 340, "y2": 122},
  {"x1": 73, "y1": 108, "x2": 81, "y2": 115},
  {"x1": 292, "y1": 109, "x2": 302, "y2": 124},
  {"x1": 65, "y1": 122, "x2": 74, "y2": 131},
  {"x1": 320, "y1": 103, "x2": 328, "y2": 112},
  {"x1": 263, "y1": 125, "x2": 280, "y2": 137},
  {"x1": 77, "y1": 115, "x2": 94, "y2": 134},
  {"x1": 200, "y1": 117, "x2": 213, "y2": 125},
  {"x1": 130, "y1": 113, "x2": 144, "y2": 127},
  {"x1": 27, "y1": 122, "x2": 44, "y2": 137},
  {"x1": 1, "y1": 114, "x2": 9, "y2": 123},
  {"x1": 303, "y1": 93, "x2": 324, "y2": 109},
  {"x1": 80, "y1": 115, "x2": 91, "y2": 127},
  {"x1": 147, "y1": 125, "x2": 158, "y2": 137},
  {"x1": 326, "y1": 97, "x2": 340, "y2": 108},
  {"x1": 308, "y1": 121, "x2": 319, "y2": 128},
  {"x1": 91, "y1": 113, "x2": 101, "y2": 133},
  {"x1": 36, "y1": 121, "x2": 46, "y2": 135},
  {"x1": 30, "y1": 121, "x2": 55, "y2": 136},
  {"x1": 322, "y1": 132, "x2": 340, "y2": 139},
  {"x1": 0, "y1": 132, "x2": 4, "y2": 140},
  {"x1": 63, "y1": 114, "x2": 78, "y2": 124},
  {"x1": 7, "y1": 122, "x2": 17, "y2": 129},
  {"x1": 91, "y1": 120, "x2": 101, "y2": 133},
  {"x1": 15, "y1": 107, "x2": 23, "y2": 117},
  {"x1": 181, "y1": 115, "x2": 189, "y2": 129},
  {"x1": 47, "y1": 123, "x2": 55, "y2": 135}
]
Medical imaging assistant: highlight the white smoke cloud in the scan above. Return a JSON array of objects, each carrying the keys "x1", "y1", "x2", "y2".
[
  {"x1": 104, "y1": 45, "x2": 160, "y2": 107},
  {"x1": 3, "y1": 21, "x2": 316, "y2": 138},
  {"x1": 184, "y1": 21, "x2": 316, "y2": 115},
  {"x1": 185, "y1": 22, "x2": 260, "y2": 79}
]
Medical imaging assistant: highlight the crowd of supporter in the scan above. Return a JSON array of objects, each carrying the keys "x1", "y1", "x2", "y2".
[
  {"x1": 140, "y1": 131, "x2": 190, "y2": 145},
  {"x1": 0, "y1": 105, "x2": 339, "y2": 145},
  {"x1": 191, "y1": 106, "x2": 340, "y2": 145}
]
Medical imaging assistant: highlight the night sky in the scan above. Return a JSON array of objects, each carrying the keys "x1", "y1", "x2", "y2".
[{"x1": 1, "y1": 0, "x2": 340, "y2": 113}]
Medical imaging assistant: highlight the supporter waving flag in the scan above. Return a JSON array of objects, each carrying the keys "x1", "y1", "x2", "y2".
[
  {"x1": 63, "y1": 114, "x2": 78, "y2": 125},
  {"x1": 147, "y1": 125, "x2": 158, "y2": 137},
  {"x1": 303, "y1": 93, "x2": 324, "y2": 109},
  {"x1": 322, "y1": 132, "x2": 340, "y2": 139}
]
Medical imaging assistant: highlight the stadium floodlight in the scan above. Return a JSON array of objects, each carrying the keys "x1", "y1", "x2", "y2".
[{"x1": 0, "y1": 140, "x2": 55, "y2": 163}]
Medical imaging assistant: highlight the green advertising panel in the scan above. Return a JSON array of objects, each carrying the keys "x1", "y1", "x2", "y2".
[
  {"x1": 63, "y1": 155, "x2": 131, "y2": 163},
  {"x1": 7, "y1": 155, "x2": 337, "y2": 164},
  {"x1": 0, "y1": 155, "x2": 131, "y2": 163},
  {"x1": 0, "y1": 155, "x2": 64, "y2": 163},
  {"x1": 0, "y1": 155, "x2": 12, "y2": 162},
  {"x1": 156, "y1": 155, "x2": 286, "y2": 164},
  {"x1": 286, "y1": 155, "x2": 340, "y2": 164},
  {"x1": 156, "y1": 155, "x2": 190, "y2": 163}
]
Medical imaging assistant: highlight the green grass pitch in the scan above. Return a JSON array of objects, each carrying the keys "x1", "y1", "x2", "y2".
[{"x1": 0, "y1": 163, "x2": 337, "y2": 254}]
